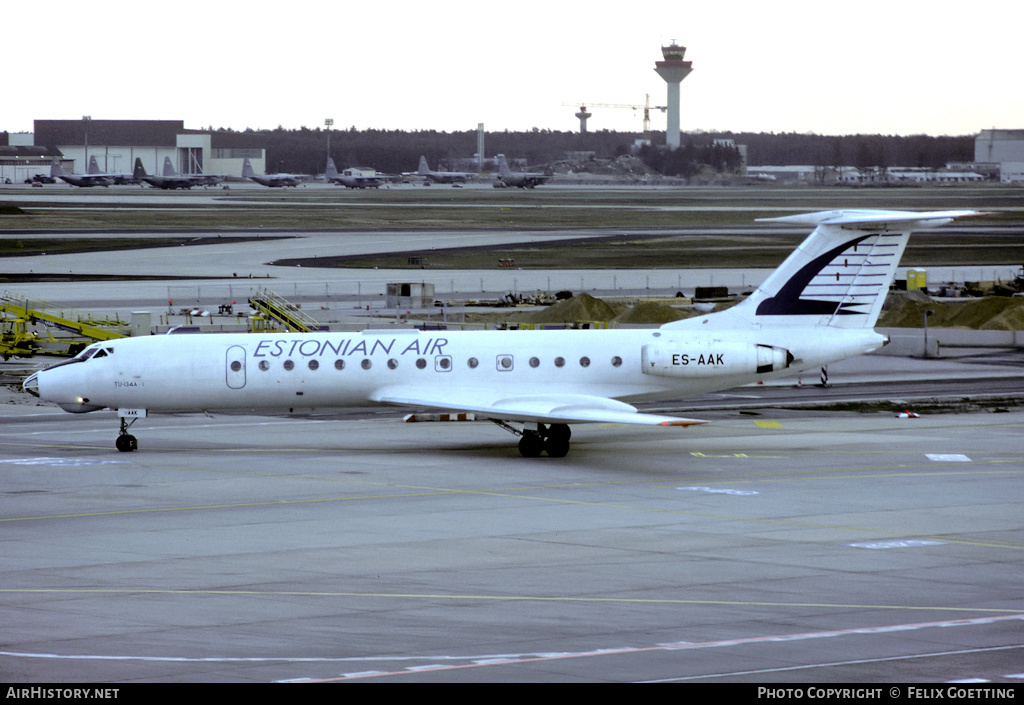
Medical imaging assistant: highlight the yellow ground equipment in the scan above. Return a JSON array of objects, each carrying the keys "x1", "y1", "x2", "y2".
[
  {"x1": 247, "y1": 289, "x2": 323, "y2": 333},
  {"x1": 1, "y1": 291, "x2": 129, "y2": 359}
]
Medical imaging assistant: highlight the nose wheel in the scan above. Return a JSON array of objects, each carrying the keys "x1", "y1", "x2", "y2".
[
  {"x1": 116, "y1": 433, "x2": 138, "y2": 452},
  {"x1": 116, "y1": 417, "x2": 138, "y2": 452}
]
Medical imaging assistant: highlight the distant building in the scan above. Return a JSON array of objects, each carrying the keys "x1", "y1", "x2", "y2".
[
  {"x1": 712, "y1": 139, "x2": 747, "y2": 167},
  {"x1": 745, "y1": 165, "x2": 819, "y2": 183},
  {"x1": 838, "y1": 168, "x2": 984, "y2": 184},
  {"x1": 0, "y1": 143, "x2": 63, "y2": 183},
  {"x1": 745, "y1": 165, "x2": 984, "y2": 185},
  {"x1": 975, "y1": 129, "x2": 1024, "y2": 182},
  {"x1": 28, "y1": 119, "x2": 266, "y2": 179}
]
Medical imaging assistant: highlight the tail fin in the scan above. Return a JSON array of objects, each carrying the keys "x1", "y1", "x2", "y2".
[
  {"x1": 87, "y1": 155, "x2": 102, "y2": 174},
  {"x1": 50, "y1": 158, "x2": 65, "y2": 177},
  {"x1": 241, "y1": 157, "x2": 254, "y2": 178},
  {"x1": 162, "y1": 157, "x2": 178, "y2": 176},
  {"x1": 664, "y1": 209, "x2": 982, "y2": 331},
  {"x1": 496, "y1": 154, "x2": 511, "y2": 176},
  {"x1": 325, "y1": 157, "x2": 339, "y2": 178},
  {"x1": 418, "y1": 156, "x2": 429, "y2": 175},
  {"x1": 133, "y1": 158, "x2": 147, "y2": 179}
]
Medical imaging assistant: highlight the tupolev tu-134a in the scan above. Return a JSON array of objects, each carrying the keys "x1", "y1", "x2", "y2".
[{"x1": 23, "y1": 209, "x2": 982, "y2": 457}]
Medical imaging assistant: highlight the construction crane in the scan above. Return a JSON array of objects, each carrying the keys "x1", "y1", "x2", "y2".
[{"x1": 564, "y1": 94, "x2": 667, "y2": 138}]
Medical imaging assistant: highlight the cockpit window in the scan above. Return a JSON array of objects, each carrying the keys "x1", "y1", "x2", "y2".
[
  {"x1": 81, "y1": 346, "x2": 114, "y2": 359},
  {"x1": 41, "y1": 344, "x2": 101, "y2": 371}
]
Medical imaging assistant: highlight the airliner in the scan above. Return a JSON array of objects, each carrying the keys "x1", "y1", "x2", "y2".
[{"x1": 23, "y1": 209, "x2": 979, "y2": 456}]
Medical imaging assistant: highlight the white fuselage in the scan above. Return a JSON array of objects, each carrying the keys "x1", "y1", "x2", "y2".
[{"x1": 29, "y1": 325, "x2": 884, "y2": 418}]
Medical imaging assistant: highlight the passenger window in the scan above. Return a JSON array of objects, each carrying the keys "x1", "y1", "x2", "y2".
[
  {"x1": 308, "y1": 360, "x2": 319, "y2": 371},
  {"x1": 579, "y1": 356, "x2": 590, "y2": 367},
  {"x1": 554, "y1": 357, "x2": 565, "y2": 368},
  {"x1": 496, "y1": 355, "x2": 514, "y2": 371},
  {"x1": 529, "y1": 357, "x2": 540, "y2": 368},
  {"x1": 611, "y1": 356, "x2": 623, "y2": 367},
  {"x1": 435, "y1": 355, "x2": 452, "y2": 372}
]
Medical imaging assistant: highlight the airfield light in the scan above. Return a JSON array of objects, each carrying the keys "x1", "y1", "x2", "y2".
[{"x1": 325, "y1": 118, "x2": 334, "y2": 164}]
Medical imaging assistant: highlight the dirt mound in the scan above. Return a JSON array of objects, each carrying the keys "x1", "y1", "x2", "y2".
[
  {"x1": 612, "y1": 300, "x2": 688, "y2": 325},
  {"x1": 879, "y1": 294, "x2": 1024, "y2": 330},
  {"x1": 517, "y1": 293, "x2": 619, "y2": 324},
  {"x1": 883, "y1": 289, "x2": 932, "y2": 309}
]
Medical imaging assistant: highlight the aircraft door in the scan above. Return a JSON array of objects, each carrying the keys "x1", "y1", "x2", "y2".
[{"x1": 225, "y1": 345, "x2": 246, "y2": 389}]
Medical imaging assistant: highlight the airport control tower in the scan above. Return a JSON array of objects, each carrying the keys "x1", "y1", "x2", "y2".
[
  {"x1": 654, "y1": 42, "x2": 693, "y2": 149},
  {"x1": 575, "y1": 106, "x2": 593, "y2": 133}
]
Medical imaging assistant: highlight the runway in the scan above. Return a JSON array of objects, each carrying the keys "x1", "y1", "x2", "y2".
[{"x1": 2, "y1": 399, "x2": 1022, "y2": 682}]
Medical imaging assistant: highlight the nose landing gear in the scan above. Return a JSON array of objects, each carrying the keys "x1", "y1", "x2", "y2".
[{"x1": 116, "y1": 416, "x2": 139, "y2": 452}]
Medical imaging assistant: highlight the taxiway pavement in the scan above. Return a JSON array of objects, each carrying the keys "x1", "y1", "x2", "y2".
[{"x1": 1, "y1": 402, "x2": 1022, "y2": 682}]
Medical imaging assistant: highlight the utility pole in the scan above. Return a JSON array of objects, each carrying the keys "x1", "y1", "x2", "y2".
[{"x1": 82, "y1": 115, "x2": 91, "y2": 173}]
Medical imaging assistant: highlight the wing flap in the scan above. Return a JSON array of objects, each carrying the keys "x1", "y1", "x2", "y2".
[{"x1": 370, "y1": 388, "x2": 705, "y2": 427}]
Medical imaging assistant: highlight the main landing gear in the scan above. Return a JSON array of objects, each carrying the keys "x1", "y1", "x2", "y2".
[
  {"x1": 493, "y1": 421, "x2": 572, "y2": 458},
  {"x1": 116, "y1": 417, "x2": 138, "y2": 452}
]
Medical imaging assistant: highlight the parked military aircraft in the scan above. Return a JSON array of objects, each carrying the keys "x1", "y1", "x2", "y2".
[
  {"x1": 87, "y1": 155, "x2": 136, "y2": 185},
  {"x1": 494, "y1": 154, "x2": 549, "y2": 188},
  {"x1": 23, "y1": 209, "x2": 980, "y2": 456},
  {"x1": 164, "y1": 158, "x2": 224, "y2": 187},
  {"x1": 415, "y1": 156, "x2": 474, "y2": 185},
  {"x1": 134, "y1": 158, "x2": 195, "y2": 189},
  {"x1": 242, "y1": 157, "x2": 304, "y2": 187},
  {"x1": 50, "y1": 158, "x2": 112, "y2": 187},
  {"x1": 324, "y1": 158, "x2": 398, "y2": 188}
]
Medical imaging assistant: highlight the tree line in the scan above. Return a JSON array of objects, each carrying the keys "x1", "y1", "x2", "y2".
[{"x1": 215, "y1": 126, "x2": 974, "y2": 176}]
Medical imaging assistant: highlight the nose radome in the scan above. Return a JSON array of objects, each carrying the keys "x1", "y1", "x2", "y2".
[{"x1": 23, "y1": 373, "x2": 40, "y2": 397}]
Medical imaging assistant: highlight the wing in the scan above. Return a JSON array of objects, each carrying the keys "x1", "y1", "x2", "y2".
[{"x1": 370, "y1": 388, "x2": 705, "y2": 427}]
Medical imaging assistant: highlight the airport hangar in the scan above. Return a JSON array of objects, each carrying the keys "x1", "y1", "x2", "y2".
[
  {"x1": 975, "y1": 129, "x2": 1024, "y2": 182},
  {"x1": 1, "y1": 119, "x2": 269, "y2": 181}
]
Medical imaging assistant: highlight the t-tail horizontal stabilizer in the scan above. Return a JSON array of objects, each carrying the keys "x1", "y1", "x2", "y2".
[{"x1": 678, "y1": 209, "x2": 985, "y2": 331}]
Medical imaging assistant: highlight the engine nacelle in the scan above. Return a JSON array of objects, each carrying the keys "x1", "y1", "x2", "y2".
[{"x1": 641, "y1": 341, "x2": 793, "y2": 378}]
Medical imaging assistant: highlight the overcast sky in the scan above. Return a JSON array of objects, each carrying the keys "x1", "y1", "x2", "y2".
[{"x1": 7, "y1": 0, "x2": 1020, "y2": 137}]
